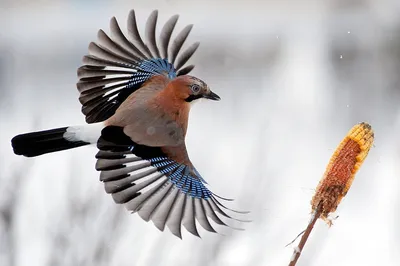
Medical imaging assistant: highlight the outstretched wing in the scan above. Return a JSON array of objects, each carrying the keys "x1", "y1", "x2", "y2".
[
  {"x1": 96, "y1": 126, "x2": 249, "y2": 238},
  {"x1": 77, "y1": 9, "x2": 200, "y2": 123}
]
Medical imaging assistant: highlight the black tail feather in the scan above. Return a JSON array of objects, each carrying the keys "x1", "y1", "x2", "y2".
[{"x1": 11, "y1": 127, "x2": 90, "y2": 157}]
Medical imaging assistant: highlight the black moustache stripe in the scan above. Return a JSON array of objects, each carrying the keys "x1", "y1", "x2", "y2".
[{"x1": 185, "y1": 94, "x2": 203, "y2": 102}]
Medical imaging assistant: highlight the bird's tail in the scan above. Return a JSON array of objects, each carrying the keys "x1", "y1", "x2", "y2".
[{"x1": 11, "y1": 122, "x2": 105, "y2": 157}]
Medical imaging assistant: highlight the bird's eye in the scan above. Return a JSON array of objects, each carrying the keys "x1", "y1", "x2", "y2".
[{"x1": 191, "y1": 84, "x2": 201, "y2": 93}]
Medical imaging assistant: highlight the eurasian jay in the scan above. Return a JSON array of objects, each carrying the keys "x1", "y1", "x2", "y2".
[{"x1": 11, "y1": 9, "x2": 247, "y2": 238}]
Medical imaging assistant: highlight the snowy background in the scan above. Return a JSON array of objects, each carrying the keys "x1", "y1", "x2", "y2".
[{"x1": 1, "y1": 0, "x2": 400, "y2": 265}]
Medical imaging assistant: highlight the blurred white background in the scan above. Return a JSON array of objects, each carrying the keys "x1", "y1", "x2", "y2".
[{"x1": 1, "y1": 0, "x2": 400, "y2": 265}]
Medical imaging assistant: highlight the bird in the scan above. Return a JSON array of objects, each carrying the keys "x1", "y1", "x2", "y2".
[{"x1": 11, "y1": 9, "x2": 248, "y2": 238}]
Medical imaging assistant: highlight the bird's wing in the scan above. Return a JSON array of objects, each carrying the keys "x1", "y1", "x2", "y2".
[
  {"x1": 77, "y1": 9, "x2": 199, "y2": 123},
  {"x1": 96, "y1": 126, "x2": 249, "y2": 238}
]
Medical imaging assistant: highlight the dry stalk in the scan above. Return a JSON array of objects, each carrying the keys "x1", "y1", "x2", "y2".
[{"x1": 288, "y1": 122, "x2": 374, "y2": 266}]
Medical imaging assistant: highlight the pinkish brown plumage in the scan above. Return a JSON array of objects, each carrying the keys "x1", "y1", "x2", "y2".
[{"x1": 11, "y1": 9, "x2": 248, "y2": 238}]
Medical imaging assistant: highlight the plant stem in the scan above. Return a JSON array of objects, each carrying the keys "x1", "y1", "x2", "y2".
[{"x1": 288, "y1": 203, "x2": 322, "y2": 266}]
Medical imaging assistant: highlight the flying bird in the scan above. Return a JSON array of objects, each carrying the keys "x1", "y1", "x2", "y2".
[{"x1": 11, "y1": 9, "x2": 248, "y2": 238}]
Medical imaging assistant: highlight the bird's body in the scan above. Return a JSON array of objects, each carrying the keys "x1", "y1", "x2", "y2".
[
  {"x1": 106, "y1": 75, "x2": 190, "y2": 147},
  {"x1": 11, "y1": 9, "x2": 247, "y2": 238}
]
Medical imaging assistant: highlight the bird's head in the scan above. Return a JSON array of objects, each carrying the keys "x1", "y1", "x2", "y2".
[{"x1": 171, "y1": 75, "x2": 221, "y2": 103}]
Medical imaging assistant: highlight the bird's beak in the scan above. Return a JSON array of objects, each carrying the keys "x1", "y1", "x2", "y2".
[{"x1": 203, "y1": 90, "x2": 221, "y2": 101}]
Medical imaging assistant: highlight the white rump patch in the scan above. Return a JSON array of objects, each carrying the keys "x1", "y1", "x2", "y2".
[{"x1": 63, "y1": 122, "x2": 105, "y2": 143}]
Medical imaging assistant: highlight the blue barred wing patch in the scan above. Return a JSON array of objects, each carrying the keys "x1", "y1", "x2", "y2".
[
  {"x1": 149, "y1": 156, "x2": 212, "y2": 199},
  {"x1": 139, "y1": 59, "x2": 177, "y2": 79},
  {"x1": 127, "y1": 58, "x2": 177, "y2": 89}
]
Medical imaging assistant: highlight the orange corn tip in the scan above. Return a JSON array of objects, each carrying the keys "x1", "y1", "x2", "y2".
[{"x1": 311, "y1": 122, "x2": 374, "y2": 225}]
